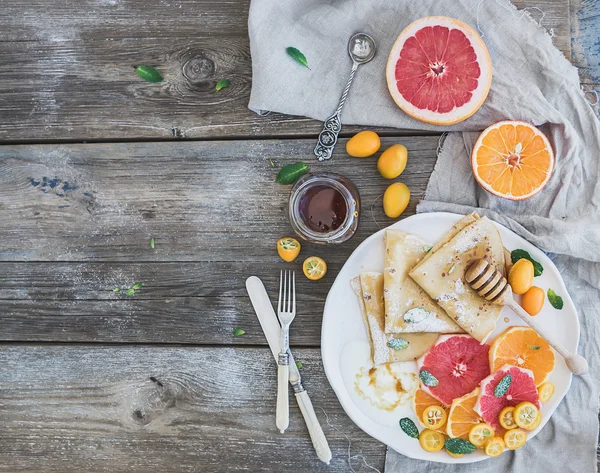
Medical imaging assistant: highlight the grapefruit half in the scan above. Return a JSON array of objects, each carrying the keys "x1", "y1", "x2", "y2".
[
  {"x1": 474, "y1": 365, "x2": 540, "y2": 431},
  {"x1": 386, "y1": 16, "x2": 492, "y2": 125},
  {"x1": 417, "y1": 334, "x2": 490, "y2": 406}
]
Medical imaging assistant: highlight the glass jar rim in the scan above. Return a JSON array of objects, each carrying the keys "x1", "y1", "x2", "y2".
[{"x1": 289, "y1": 173, "x2": 358, "y2": 244}]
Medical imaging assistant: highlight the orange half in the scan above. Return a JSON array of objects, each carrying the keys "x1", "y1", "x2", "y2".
[
  {"x1": 472, "y1": 120, "x2": 554, "y2": 200},
  {"x1": 489, "y1": 326, "x2": 555, "y2": 386}
]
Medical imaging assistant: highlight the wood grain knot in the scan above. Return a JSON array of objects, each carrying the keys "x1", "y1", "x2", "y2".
[{"x1": 182, "y1": 55, "x2": 215, "y2": 84}]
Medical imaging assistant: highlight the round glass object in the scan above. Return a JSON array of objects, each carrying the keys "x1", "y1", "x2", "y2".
[{"x1": 289, "y1": 173, "x2": 360, "y2": 244}]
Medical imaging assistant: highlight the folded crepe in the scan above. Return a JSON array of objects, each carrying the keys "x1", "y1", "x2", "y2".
[
  {"x1": 384, "y1": 230, "x2": 464, "y2": 334},
  {"x1": 409, "y1": 216, "x2": 505, "y2": 343},
  {"x1": 351, "y1": 273, "x2": 438, "y2": 365}
]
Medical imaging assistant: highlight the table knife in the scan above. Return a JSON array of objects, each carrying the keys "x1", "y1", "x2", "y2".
[{"x1": 245, "y1": 276, "x2": 332, "y2": 465}]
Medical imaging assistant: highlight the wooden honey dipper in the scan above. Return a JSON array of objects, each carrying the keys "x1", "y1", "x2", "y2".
[{"x1": 465, "y1": 259, "x2": 588, "y2": 376}]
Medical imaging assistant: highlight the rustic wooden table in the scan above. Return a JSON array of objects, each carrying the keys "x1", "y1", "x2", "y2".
[{"x1": 0, "y1": 1, "x2": 598, "y2": 472}]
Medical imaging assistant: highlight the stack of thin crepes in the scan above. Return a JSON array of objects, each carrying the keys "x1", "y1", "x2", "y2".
[{"x1": 352, "y1": 212, "x2": 507, "y2": 366}]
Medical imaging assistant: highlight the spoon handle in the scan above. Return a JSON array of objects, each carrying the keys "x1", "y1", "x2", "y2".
[
  {"x1": 505, "y1": 296, "x2": 589, "y2": 375},
  {"x1": 314, "y1": 62, "x2": 359, "y2": 161}
]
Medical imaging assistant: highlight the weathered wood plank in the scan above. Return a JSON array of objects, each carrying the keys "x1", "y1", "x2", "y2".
[
  {"x1": 0, "y1": 345, "x2": 385, "y2": 472},
  {"x1": 0, "y1": 136, "x2": 437, "y2": 262},
  {"x1": 0, "y1": 264, "x2": 328, "y2": 345},
  {"x1": 511, "y1": 0, "x2": 572, "y2": 61},
  {"x1": 569, "y1": 0, "x2": 600, "y2": 117},
  {"x1": 570, "y1": 0, "x2": 600, "y2": 84},
  {"x1": 0, "y1": 0, "x2": 572, "y2": 142}
]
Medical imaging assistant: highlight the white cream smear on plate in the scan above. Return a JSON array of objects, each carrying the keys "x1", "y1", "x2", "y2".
[
  {"x1": 340, "y1": 341, "x2": 419, "y2": 427},
  {"x1": 354, "y1": 363, "x2": 418, "y2": 411}
]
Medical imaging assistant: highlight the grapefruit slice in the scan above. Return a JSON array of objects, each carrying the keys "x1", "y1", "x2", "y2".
[
  {"x1": 490, "y1": 326, "x2": 555, "y2": 386},
  {"x1": 386, "y1": 16, "x2": 492, "y2": 125},
  {"x1": 417, "y1": 334, "x2": 490, "y2": 405},
  {"x1": 446, "y1": 387, "x2": 481, "y2": 439},
  {"x1": 474, "y1": 365, "x2": 540, "y2": 431},
  {"x1": 472, "y1": 121, "x2": 554, "y2": 200}
]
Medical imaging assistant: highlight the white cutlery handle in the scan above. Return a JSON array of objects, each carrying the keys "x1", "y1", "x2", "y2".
[
  {"x1": 295, "y1": 390, "x2": 332, "y2": 464},
  {"x1": 507, "y1": 298, "x2": 588, "y2": 375},
  {"x1": 276, "y1": 362, "x2": 289, "y2": 433}
]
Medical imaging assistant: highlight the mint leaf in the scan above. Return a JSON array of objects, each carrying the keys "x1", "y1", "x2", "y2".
[
  {"x1": 286, "y1": 47, "x2": 310, "y2": 69},
  {"x1": 399, "y1": 418, "x2": 419, "y2": 439},
  {"x1": 387, "y1": 338, "x2": 409, "y2": 351},
  {"x1": 150, "y1": 237, "x2": 155, "y2": 249},
  {"x1": 404, "y1": 308, "x2": 431, "y2": 324},
  {"x1": 215, "y1": 79, "x2": 230, "y2": 92},
  {"x1": 113, "y1": 287, "x2": 121, "y2": 293},
  {"x1": 135, "y1": 65, "x2": 163, "y2": 83},
  {"x1": 511, "y1": 249, "x2": 543, "y2": 276},
  {"x1": 494, "y1": 374, "x2": 512, "y2": 397},
  {"x1": 295, "y1": 361, "x2": 303, "y2": 369},
  {"x1": 233, "y1": 328, "x2": 246, "y2": 337},
  {"x1": 419, "y1": 369, "x2": 439, "y2": 387},
  {"x1": 547, "y1": 289, "x2": 564, "y2": 310},
  {"x1": 275, "y1": 162, "x2": 309, "y2": 185},
  {"x1": 445, "y1": 438, "x2": 476, "y2": 454},
  {"x1": 528, "y1": 345, "x2": 541, "y2": 350},
  {"x1": 125, "y1": 288, "x2": 136, "y2": 296},
  {"x1": 131, "y1": 282, "x2": 143, "y2": 290}
]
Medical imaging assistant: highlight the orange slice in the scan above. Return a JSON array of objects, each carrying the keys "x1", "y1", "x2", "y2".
[
  {"x1": 471, "y1": 121, "x2": 554, "y2": 200},
  {"x1": 413, "y1": 389, "x2": 448, "y2": 427},
  {"x1": 490, "y1": 326, "x2": 555, "y2": 386},
  {"x1": 446, "y1": 387, "x2": 481, "y2": 439}
]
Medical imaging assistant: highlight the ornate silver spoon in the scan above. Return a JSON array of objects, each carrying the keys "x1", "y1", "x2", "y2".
[{"x1": 314, "y1": 33, "x2": 376, "y2": 161}]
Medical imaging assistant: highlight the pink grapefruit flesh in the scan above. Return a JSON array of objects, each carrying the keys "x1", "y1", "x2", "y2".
[
  {"x1": 386, "y1": 16, "x2": 492, "y2": 125},
  {"x1": 474, "y1": 365, "x2": 540, "y2": 431},
  {"x1": 417, "y1": 334, "x2": 490, "y2": 406}
]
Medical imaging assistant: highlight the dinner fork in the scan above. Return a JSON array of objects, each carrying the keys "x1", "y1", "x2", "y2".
[{"x1": 276, "y1": 270, "x2": 296, "y2": 433}]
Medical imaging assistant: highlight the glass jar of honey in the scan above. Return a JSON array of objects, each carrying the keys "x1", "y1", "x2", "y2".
[{"x1": 289, "y1": 173, "x2": 360, "y2": 244}]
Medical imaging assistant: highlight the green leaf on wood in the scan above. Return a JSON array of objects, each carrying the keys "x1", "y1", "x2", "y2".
[
  {"x1": 233, "y1": 328, "x2": 246, "y2": 337},
  {"x1": 150, "y1": 237, "x2": 155, "y2": 249},
  {"x1": 125, "y1": 288, "x2": 136, "y2": 296},
  {"x1": 286, "y1": 47, "x2": 310, "y2": 69},
  {"x1": 511, "y1": 249, "x2": 543, "y2": 276},
  {"x1": 131, "y1": 282, "x2": 143, "y2": 290},
  {"x1": 275, "y1": 162, "x2": 309, "y2": 184},
  {"x1": 113, "y1": 287, "x2": 121, "y2": 293},
  {"x1": 295, "y1": 361, "x2": 303, "y2": 369},
  {"x1": 215, "y1": 79, "x2": 231, "y2": 92},
  {"x1": 135, "y1": 65, "x2": 164, "y2": 83},
  {"x1": 547, "y1": 289, "x2": 564, "y2": 310}
]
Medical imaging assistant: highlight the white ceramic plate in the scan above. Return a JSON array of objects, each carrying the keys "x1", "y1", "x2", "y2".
[{"x1": 321, "y1": 212, "x2": 579, "y2": 463}]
